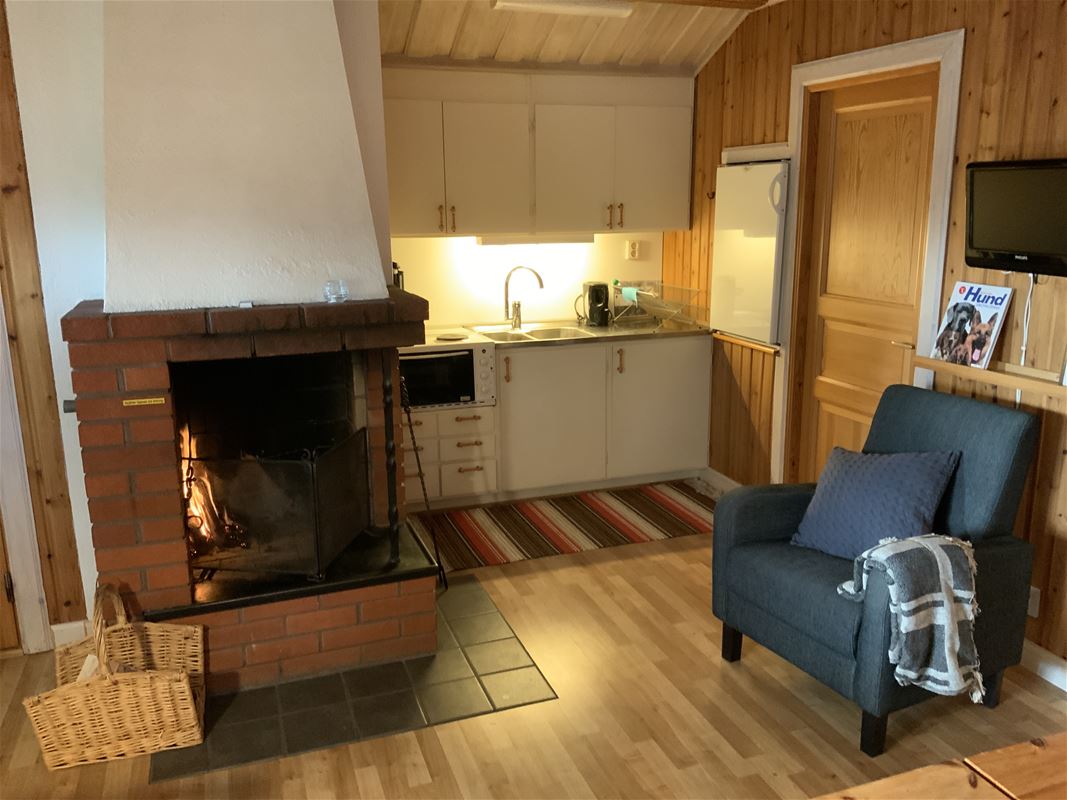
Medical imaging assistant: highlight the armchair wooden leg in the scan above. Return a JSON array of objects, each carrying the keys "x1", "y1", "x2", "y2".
[
  {"x1": 983, "y1": 671, "x2": 1004, "y2": 708},
  {"x1": 721, "y1": 625, "x2": 742, "y2": 662},
  {"x1": 860, "y1": 711, "x2": 888, "y2": 757}
]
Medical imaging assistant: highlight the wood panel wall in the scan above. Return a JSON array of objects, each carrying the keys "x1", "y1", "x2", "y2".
[
  {"x1": 665, "y1": 0, "x2": 1067, "y2": 657},
  {"x1": 0, "y1": 5, "x2": 86, "y2": 624}
]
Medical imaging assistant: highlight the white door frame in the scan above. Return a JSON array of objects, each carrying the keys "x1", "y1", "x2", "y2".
[
  {"x1": 770, "y1": 30, "x2": 966, "y2": 482},
  {"x1": 0, "y1": 288, "x2": 54, "y2": 653}
]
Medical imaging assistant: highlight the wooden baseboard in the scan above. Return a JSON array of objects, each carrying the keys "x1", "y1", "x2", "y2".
[{"x1": 1021, "y1": 640, "x2": 1067, "y2": 692}]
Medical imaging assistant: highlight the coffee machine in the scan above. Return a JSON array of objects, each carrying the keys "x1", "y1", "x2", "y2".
[{"x1": 584, "y1": 282, "x2": 611, "y2": 327}]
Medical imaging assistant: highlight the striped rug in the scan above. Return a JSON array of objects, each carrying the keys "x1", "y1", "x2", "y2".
[{"x1": 409, "y1": 481, "x2": 714, "y2": 572}]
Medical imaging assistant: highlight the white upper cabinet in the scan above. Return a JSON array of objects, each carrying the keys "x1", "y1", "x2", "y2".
[
  {"x1": 442, "y1": 102, "x2": 532, "y2": 235},
  {"x1": 384, "y1": 98, "x2": 447, "y2": 236},
  {"x1": 534, "y1": 104, "x2": 616, "y2": 233},
  {"x1": 613, "y1": 106, "x2": 693, "y2": 232}
]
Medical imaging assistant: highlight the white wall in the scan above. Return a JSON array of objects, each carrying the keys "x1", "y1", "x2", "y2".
[
  {"x1": 7, "y1": 0, "x2": 105, "y2": 620},
  {"x1": 103, "y1": 0, "x2": 387, "y2": 312},
  {"x1": 335, "y1": 0, "x2": 392, "y2": 281},
  {"x1": 390, "y1": 233, "x2": 663, "y2": 326}
]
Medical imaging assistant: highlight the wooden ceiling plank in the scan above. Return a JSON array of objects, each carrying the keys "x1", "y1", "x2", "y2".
[
  {"x1": 450, "y1": 0, "x2": 509, "y2": 61},
  {"x1": 406, "y1": 0, "x2": 467, "y2": 59},
  {"x1": 621, "y1": 4, "x2": 689, "y2": 67},
  {"x1": 588, "y1": 3, "x2": 659, "y2": 67},
  {"x1": 538, "y1": 13, "x2": 589, "y2": 64},
  {"x1": 657, "y1": 7, "x2": 707, "y2": 66},
  {"x1": 576, "y1": 14, "x2": 631, "y2": 65},
  {"x1": 379, "y1": 0, "x2": 419, "y2": 55},
  {"x1": 654, "y1": 0, "x2": 765, "y2": 9},
  {"x1": 494, "y1": 11, "x2": 556, "y2": 63},
  {"x1": 559, "y1": 16, "x2": 606, "y2": 64},
  {"x1": 686, "y1": 7, "x2": 748, "y2": 75}
]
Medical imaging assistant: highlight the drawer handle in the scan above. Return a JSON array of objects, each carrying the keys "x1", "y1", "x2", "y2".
[
  {"x1": 618, "y1": 202, "x2": 624, "y2": 228},
  {"x1": 450, "y1": 205, "x2": 457, "y2": 233},
  {"x1": 411, "y1": 420, "x2": 424, "y2": 427},
  {"x1": 504, "y1": 355, "x2": 511, "y2": 383},
  {"x1": 437, "y1": 204, "x2": 445, "y2": 233},
  {"x1": 458, "y1": 466, "x2": 484, "y2": 474},
  {"x1": 455, "y1": 414, "x2": 482, "y2": 422},
  {"x1": 407, "y1": 445, "x2": 424, "y2": 452},
  {"x1": 456, "y1": 440, "x2": 483, "y2": 448},
  {"x1": 617, "y1": 347, "x2": 625, "y2": 374}
]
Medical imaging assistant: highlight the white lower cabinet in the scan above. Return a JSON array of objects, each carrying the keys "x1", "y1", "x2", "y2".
[
  {"x1": 497, "y1": 343, "x2": 608, "y2": 492},
  {"x1": 607, "y1": 336, "x2": 711, "y2": 478},
  {"x1": 402, "y1": 408, "x2": 497, "y2": 502}
]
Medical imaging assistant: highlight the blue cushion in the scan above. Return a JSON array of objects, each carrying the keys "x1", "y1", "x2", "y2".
[{"x1": 791, "y1": 447, "x2": 960, "y2": 560}]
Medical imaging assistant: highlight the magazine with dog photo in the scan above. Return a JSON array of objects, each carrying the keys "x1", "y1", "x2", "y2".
[{"x1": 931, "y1": 282, "x2": 1013, "y2": 369}]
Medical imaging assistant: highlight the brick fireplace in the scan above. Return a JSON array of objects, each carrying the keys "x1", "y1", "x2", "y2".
[{"x1": 61, "y1": 287, "x2": 440, "y2": 692}]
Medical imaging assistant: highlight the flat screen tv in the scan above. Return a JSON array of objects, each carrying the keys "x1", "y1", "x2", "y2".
[{"x1": 965, "y1": 159, "x2": 1067, "y2": 277}]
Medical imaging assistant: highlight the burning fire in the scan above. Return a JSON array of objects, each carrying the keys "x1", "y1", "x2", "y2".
[{"x1": 180, "y1": 424, "x2": 248, "y2": 558}]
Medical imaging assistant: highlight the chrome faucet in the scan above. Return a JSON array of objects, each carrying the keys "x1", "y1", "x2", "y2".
[{"x1": 503, "y1": 266, "x2": 544, "y2": 330}]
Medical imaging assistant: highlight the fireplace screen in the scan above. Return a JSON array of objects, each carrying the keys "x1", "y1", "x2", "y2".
[{"x1": 173, "y1": 352, "x2": 370, "y2": 580}]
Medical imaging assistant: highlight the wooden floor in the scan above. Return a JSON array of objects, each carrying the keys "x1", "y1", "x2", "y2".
[{"x1": 2, "y1": 536, "x2": 1065, "y2": 799}]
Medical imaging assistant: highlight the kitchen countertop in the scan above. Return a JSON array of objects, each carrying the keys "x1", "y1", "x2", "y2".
[{"x1": 421, "y1": 319, "x2": 710, "y2": 350}]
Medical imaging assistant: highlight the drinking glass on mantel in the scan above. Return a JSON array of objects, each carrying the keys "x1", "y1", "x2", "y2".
[{"x1": 323, "y1": 279, "x2": 349, "y2": 303}]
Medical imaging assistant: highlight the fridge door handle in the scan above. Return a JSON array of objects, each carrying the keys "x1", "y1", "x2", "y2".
[{"x1": 768, "y1": 169, "x2": 788, "y2": 215}]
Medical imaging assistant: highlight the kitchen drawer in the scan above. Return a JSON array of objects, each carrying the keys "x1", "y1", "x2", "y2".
[
  {"x1": 403, "y1": 465, "x2": 441, "y2": 500},
  {"x1": 438, "y1": 434, "x2": 495, "y2": 464},
  {"x1": 437, "y1": 407, "x2": 495, "y2": 436},
  {"x1": 440, "y1": 459, "x2": 498, "y2": 497},
  {"x1": 403, "y1": 438, "x2": 439, "y2": 464},
  {"x1": 402, "y1": 411, "x2": 439, "y2": 440}
]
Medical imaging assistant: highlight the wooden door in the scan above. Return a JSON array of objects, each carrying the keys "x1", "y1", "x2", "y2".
[
  {"x1": 498, "y1": 343, "x2": 607, "y2": 492},
  {"x1": 534, "y1": 105, "x2": 615, "y2": 233},
  {"x1": 442, "y1": 101, "x2": 531, "y2": 234},
  {"x1": 383, "y1": 99, "x2": 447, "y2": 236},
  {"x1": 613, "y1": 106, "x2": 692, "y2": 231},
  {"x1": 794, "y1": 70, "x2": 938, "y2": 482},
  {"x1": 0, "y1": 510, "x2": 19, "y2": 651},
  {"x1": 608, "y1": 337, "x2": 711, "y2": 479}
]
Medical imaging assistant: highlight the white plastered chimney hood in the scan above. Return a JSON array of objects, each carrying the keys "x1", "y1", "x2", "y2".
[{"x1": 103, "y1": 0, "x2": 388, "y2": 312}]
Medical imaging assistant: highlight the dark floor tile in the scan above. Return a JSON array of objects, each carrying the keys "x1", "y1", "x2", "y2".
[
  {"x1": 344, "y1": 661, "x2": 412, "y2": 698},
  {"x1": 352, "y1": 689, "x2": 426, "y2": 738},
  {"x1": 441, "y1": 574, "x2": 484, "y2": 593},
  {"x1": 405, "y1": 648, "x2": 474, "y2": 686},
  {"x1": 437, "y1": 616, "x2": 459, "y2": 649},
  {"x1": 207, "y1": 716, "x2": 284, "y2": 769},
  {"x1": 449, "y1": 611, "x2": 513, "y2": 647},
  {"x1": 151, "y1": 742, "x2": 209, "y2": 782},
  {"x1": 438, "y1": 588, "x2": 496, "y2": 620},
  {"x1": 282, "y1": 702, "x2": 356, "y2": 754},
  {"x1": 481, "y1": 667, "x2": 556, "y2": 710},
  {"x1": 276, "y1": 673, "x2": 347, "y2": 713},
  {"x1": 416, "y1": 677, "x2": 492, "y2": 724},
  {"x1": 205, "y1": 686, "x2": 279, "y2": 730},
  {"x1": 464, "y1": 638, "x2": 533, "y2": 675}
]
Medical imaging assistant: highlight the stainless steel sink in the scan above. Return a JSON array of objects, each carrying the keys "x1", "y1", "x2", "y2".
[
  {"x1": 525, "y1": 327, "x2": 595, "y2": 340},
  {"x1": 481, "y1": 331, "x2": 533, "y2": 342}
]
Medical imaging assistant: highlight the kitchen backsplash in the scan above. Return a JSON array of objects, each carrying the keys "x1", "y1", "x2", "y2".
[{"x1": 390, "y1": 233, "x2": 663, "y2": 327}]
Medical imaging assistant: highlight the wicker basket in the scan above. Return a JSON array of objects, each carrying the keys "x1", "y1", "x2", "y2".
[{"x1": 23, "y1": 585, "x2": 205, "y2": 771}]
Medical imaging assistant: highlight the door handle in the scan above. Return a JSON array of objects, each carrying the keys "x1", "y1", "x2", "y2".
[
  {"x1": 616, "y1": 348, "x2": 625, "y2": 374},
  {"x1": 456, "y1": 440, "x2": 483, "y2": 448},
  {"x1": 454, "y1": 414, "x2": 482, "y2": 422},
  {"x1": 458, "y1": 465, "x2": 484, "y2": 474},
  {"x1": 437, "y1": 204, "x2": 445, "y2": 232},
  {"x1": 617, "y1": 202, "x2": 624, "y2": 228},
  {"x1": 607, "y1": 203, "x2": 614, "y2": 229},
  {"x1": 890, "y1": 340, "x2": 915, "y2": 350},
  {"x1": 450, "y1": 205, "x2": 456, "y2": 232},
  {"x1": 504, "y1": 355, "x2": 511, "y2": 383}
]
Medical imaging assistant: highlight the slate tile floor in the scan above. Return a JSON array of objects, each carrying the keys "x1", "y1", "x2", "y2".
[{"x1": 151, "y1": 575, "x2": 556, "y2": 782}]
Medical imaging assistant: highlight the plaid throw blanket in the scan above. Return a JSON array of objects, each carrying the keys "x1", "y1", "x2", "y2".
[{"x1": 837, "y1": 534, "x2": 985, "y2": 702}]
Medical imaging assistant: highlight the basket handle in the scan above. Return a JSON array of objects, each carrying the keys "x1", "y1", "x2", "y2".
[{"x1": 92, "y1": 584, "x2": 128, "y2": 677}]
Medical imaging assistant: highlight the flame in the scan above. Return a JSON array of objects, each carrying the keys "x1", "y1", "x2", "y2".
[{"x1": 180, "y1": 423, "x2": 247, "y2": 557}]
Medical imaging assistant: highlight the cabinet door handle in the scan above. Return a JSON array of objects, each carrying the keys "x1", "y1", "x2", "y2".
[
  {"x1": 617, "y1": 348, "x2": 625, "y2": 374},
  {"x1": 890, "y1": 340, "x2": 915, "y2": 350},
  {"x1": 411, "y1": 419, "x2": 424, "y2": 427},
  {"x1": 450, "y1": 205, "x2": 457, "y2": 232},
  {"x1": 618, "y1": 202, "x2": 624, "y2": 228},
  {"x1": 454, "y1": 414, "x2": 482, "y2": 422},
  {"x1": 607, "y1": 203, "x2": 615, "y2": 229},
  {"x1": 456, "y1": 440, "x2": 483, "y2": 448},
  {"x1": 458, "y1": 465, "x2": 484, "y2": 474},
  {"x1": 504, "y1": 355, "x2": 511, "y2": 383},
  {"x1": 437, "y1": 204, "x2": 445, "y2": 232}
]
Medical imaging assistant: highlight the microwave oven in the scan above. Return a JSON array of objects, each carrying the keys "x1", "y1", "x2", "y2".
[{"x1": 398, "y1": 340, "x2": 496, "y2": 410}]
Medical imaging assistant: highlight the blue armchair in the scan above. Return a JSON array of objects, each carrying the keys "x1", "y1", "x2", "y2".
[{"x1": 712, "y1": 385, "x2": 1039, "y2": 755}]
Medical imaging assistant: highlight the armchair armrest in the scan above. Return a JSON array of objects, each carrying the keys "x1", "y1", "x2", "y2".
[
  {"x1": 712, "y1": 484, "x2": 816, "y2": 621},
  {"x1": 851, "y1": 534, "x2": 1033, "y2": 717}
]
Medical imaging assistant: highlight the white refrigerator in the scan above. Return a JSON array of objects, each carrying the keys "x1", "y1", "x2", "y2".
[{"x1": 709, "y1": 160, "x2": 789, "y2": 345}]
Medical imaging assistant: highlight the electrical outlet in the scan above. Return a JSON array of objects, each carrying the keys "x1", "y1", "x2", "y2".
[
  {"x1": 625, "y1": 240, "x2": 642, "y2": 260},
  {"x1": 1028, "y1": 586, "x2": 1040, "y2": 618}
]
